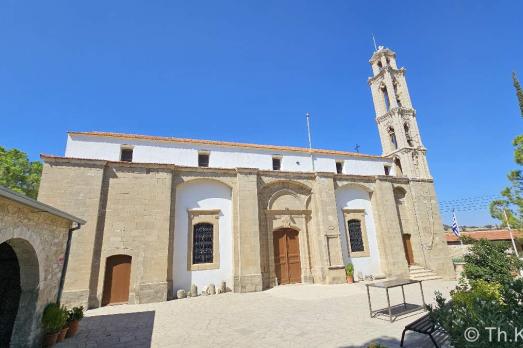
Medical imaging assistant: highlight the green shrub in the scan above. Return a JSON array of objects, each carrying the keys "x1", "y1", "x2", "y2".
[
  {"x1": 429, "y1": 279, "x2": 523, "y2": 348},
  {"x1": 452, "y1": 256, "x2": 465, "y2": 263},
  {"x1": 345, "y1": 263, "x2": 354, "y2": 277},
  {"x1": 42, "y1": 303, "x2": 67, "y2": 334},
  {"x1": 463, "y1": 239, "x2": 523, "y2": 284},
  {"x1": 429, "y1": 239, "x2": 523, "y2": 347},
  {"x1": 67, "y1": 306, "x2": 84, "y2": 322}
]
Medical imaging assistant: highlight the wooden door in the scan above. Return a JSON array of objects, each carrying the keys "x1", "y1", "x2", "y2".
[
  {"x1": 273, "y1": 229, "x2": 301, "y2": 285},
  {"x1": 102, "y1": 255, "x2": 132, "y2": 306},
  {"x1": 402, "y1": 234, "x2": 414, "y2": 265}
]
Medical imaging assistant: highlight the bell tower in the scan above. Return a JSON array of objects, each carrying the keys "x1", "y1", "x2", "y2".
[{"x1": 368, "y1": 46, "x2": 431, "y2": 179}]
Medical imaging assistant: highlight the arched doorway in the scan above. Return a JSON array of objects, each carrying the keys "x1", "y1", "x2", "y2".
[
  {"x1": 0, "y1": 242, "x2": 21, "y2": 346},
  {"x1": 102, "y1": 255, "x2": 132, "y2": 306},
  {"x1": 0, "y1": 239, "x2": 39, "y2": 347},
  {"x1": 273, "y1": 229, "x2": 301, "y2": 285}
]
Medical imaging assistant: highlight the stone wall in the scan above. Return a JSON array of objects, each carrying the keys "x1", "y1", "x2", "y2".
[
  {"x1": 38, "y1": 156, "x2": 454, "y2": 309},
  {"x1": 0, "y1": 196, "x2": 72, "y2": 347},
  {"x1": 38, "y1": 161, "x2": 105, "y2": 308}
]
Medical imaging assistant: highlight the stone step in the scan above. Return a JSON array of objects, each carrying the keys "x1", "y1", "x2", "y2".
[
  {"x1": 410, "y1": 271, "x2": 437, "y2": 278},
  {"x1": 410, "y1": 274, "x2": 442, "y2": 281},
  {"x1": 408, "y1": 265, "x2": 442, "y2": 281},
  {"x1": 409, "y1": 268, "x2": 435, "y2": 274}
]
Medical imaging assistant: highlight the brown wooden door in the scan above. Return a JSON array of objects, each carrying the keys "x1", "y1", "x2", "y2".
[
  {"x1": 102, "y1": 255, "x2": 132, "y2": 306},
  {"x1": 273, "y1": 229, "x2": 301, "y2": 285},
  {"x1": 402, "y1": 234, "x2": 414, "y2": 265}
]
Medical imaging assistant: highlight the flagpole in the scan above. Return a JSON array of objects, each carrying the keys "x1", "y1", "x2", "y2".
[
  {"x1": 503, "y1": 208, "x2": 520, "y2": 258},
  {"x1": 306, "y1": 112, "x2": 315, "y2": 172},
  {"x1": 452, "y1": 209, "x2": 464, "y2": 249}
]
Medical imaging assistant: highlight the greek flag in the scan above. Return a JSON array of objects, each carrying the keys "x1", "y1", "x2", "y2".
[{"x1": 451, "y1": 210, "x2": 461, "y2": 237}]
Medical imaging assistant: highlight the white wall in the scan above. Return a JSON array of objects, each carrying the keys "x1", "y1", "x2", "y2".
[
  {"x1": 66, "y1": 134, "x2": 393, "y2": 176},
  {"x1": 173, "y1": 180, "x2": 233, "y2": 292},
  {"x1": 335, "y1": 185, "x2": 382, "y2": 279}
]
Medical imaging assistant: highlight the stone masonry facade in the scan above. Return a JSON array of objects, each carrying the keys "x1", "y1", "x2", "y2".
[
  {"x1": 38, "y1": 158, "x2": 454, "y2": 308},
  {"x1": 36, "y1": 46, "x2": 454, "y2": 308},
  {"x1": 0, "y1": 195, "x2": 74, "y2": 347}
]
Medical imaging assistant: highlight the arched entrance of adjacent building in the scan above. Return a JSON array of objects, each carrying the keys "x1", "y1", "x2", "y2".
[
  {"x1": 102, "y1": 255, "x2": 132, "y2": 306},
  {"x1": 0, "y1": 239, "x2": 39, "y2": 347},
  {"x1": 273, "y1": 228, "x2": 301, "y2": 285},
  {"x1": 0, "y1": 242, "x2": 21, "y2": 346}
]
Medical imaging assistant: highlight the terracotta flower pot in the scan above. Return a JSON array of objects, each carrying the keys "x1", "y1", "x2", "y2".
[
  {"x1": 66, "y1": 320, "x2": 80, "y2": 337},
  {"x1": 43, "y1": 332, "x2": 59, "y2": 347},
  {"x1": 57, "y1": 327, "x2": 69, "y2": 342},
  {"x1": 346, "y1": 275, "x2": 354, "y2": 283}
]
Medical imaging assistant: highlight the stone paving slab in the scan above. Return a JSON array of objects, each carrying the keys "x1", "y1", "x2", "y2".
[{"x1": 57, "y1": 280, "x2": 456, "y2": 348}]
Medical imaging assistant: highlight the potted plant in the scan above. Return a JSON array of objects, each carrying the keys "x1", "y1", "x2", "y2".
[
  {"x1": 345, "y1": 263, "x2": 354, "y2": 283},
  {"x1": 66, "y1": 306, "x2": 84, "y2": 338},
  {"x1": 56, "y1": 306, "x2": 69, "y2": 343},
  {"x1": 42, "y1": 303, "x2": 67, "y2": 347}
]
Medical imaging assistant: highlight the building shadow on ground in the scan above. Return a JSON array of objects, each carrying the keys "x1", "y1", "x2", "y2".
[
  {"x1": 57, "y1": 310, "x2": 155, "y2": 348},
  {"x1": 340, "y1": 331, "x2": 450, "y2": 348}
]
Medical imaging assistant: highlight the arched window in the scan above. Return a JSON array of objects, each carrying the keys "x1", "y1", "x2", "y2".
[
  {"x1": 394, "y1": 158, "x2": 403, "y2": 176},
  {"x1": 381, "y1": 85, "x2": 391, "y2": 111},
  {"x1": 377, "y1": 61, "x2": 383, "y2": 69},
  {"x1": 404, "y1": 123, "x2": 414, "y2": 147},
  {"x1": 193, "y1": 223, "x2": 214, "y2": 264},
  {"x1": 388, "y1": 127, "x2": 398, "y2": 150},
  {"x1": 347, "y1": 219, "x2": 365, "y2": 253},
  {"x1": 393, "y1": 81, "x2": 402, "y2": 107}
]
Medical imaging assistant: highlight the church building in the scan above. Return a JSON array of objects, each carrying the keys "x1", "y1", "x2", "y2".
[{"x1": 38, "y1": 47, "x2": 453, "y2": 308}]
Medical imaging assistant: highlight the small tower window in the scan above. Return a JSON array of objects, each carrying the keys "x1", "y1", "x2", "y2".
[
  {"x1": 120, "y1": 147, "x2": 133, "y2": 162},
  {"x1": 381, "y1": 85, "x2": 391, "y2": 111},
  {"x1": 404, "y1": 123, "x2": 414, "y2": 147},
  {"x1": 272, "y1": 157, "x2": 281, "y2": 171},
  {"x1": 377, "y1": 61, "x2": 383, "y2": 70},
  {"x1": 393, "y1": 81, "x2": 402, "y2": 107},
  {"x1": 198, "y1": 152, "x2": 209, "y2": 167},
  {"x1": 388, "y1": 127, "x2": 398, "y2": 150},
  {"x1": 394, "y1": 158, "x2": 403, "y2": 176},
  {"x1": 336, "y1": 161, "x2": 343, "y2": 174},
  {"x1": 384, "y1": 165, "x2": 391, "y2": 176}
]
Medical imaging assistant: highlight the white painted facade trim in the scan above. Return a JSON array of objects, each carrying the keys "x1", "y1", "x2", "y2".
[
  {"x1": 173, "y1": 180, "x2": 233, "y2": 292},
  {"x1": 65, "y1": 134, "x2": 395, "y2": 176},
  {"x1": 335, "y1": 186, "x2": 382, "y2": 279}
]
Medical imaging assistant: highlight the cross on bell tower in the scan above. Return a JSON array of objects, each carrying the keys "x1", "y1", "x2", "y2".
[{"x1": 368, "y1": 46, "x2": 431, "y2": 179}]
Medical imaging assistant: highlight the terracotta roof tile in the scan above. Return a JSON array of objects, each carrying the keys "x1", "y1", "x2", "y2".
[{"x1": 445, "y1": 229, "x2": 523, "y2": 242}]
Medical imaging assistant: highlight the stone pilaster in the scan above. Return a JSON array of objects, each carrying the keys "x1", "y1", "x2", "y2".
[
  {"x1": 372, "y1": 178, "x2": 410, "y2": 278},
  {"x1": 234, "y1": 169, "x2": 263, "y2": 292},
  {"x1": 37, "y1": 160, "x2": 106, "y2": 308},
  {"x1": 408, "y1": 180, "x2": 454, "y2": 278},
  {"x1": 312, "y1": 173, "x2": 345, "y2": 284}
]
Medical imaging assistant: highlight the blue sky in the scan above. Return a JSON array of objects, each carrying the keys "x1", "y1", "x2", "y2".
[{"x1": 1, "y1": 1, "x2": 522, "y2": 225}]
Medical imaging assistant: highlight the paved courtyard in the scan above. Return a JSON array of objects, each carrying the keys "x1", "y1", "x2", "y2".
[{"x1": 58, "y1": 279, "x2": 456, "y2": 348}]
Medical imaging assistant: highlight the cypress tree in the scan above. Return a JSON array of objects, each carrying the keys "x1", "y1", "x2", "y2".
[{"x1": 513, "y1": 72, "x2": 523, "y2": 117}]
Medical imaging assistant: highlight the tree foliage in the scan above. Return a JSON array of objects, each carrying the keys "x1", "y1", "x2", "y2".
[
  {"x1": 490, "y1": 72, "x2": 523, "y2": 227},
  {"x1": 429, "y1": 240, "x2": 523, "y2": 348},
  {"x1": 463, "y1": 239, "x2": 523, "y2": 284},
  {"x1": 0, "y1": 146, "x2": 42, "y2": 199}
]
